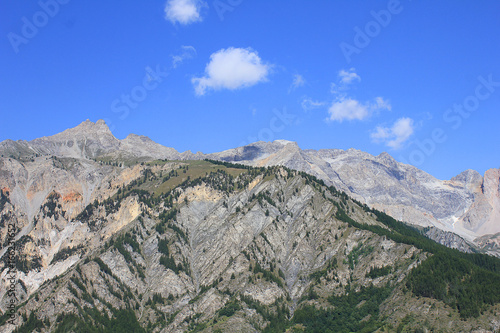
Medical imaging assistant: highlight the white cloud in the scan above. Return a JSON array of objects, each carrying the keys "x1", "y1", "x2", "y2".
[
  {"x1": 192, "y1": 47, "x2": 272, "y2": 96},
  {"x1": 338, "y1": 68, "x2": 361, "y2": 85},
  {"x1": 327, "y1": 98, "x2": 369, "y2": 122},
  {"x1": 330, "y1": 68, "x2": 360, "y2": 95},
  {"x1": 301, "y1": 98, "x2": 325, "y2": 112},
  {"x1": 289, "y1": 74, "x2": 305, "y2": 92},
  {"x1": 165, "y1": 0, "x2": 205, "y2": 25},
  {"x1": 171, "y1": 45, "x2": 196, "y2": 68},
  {"x1": 326, "y1": 97, "x2": 390, "y2": 122},
  {"x1": 330, "y1": 82, "x2": 339, "y2": 94},
  {"x1": 374, "y1": 96, "x2": 392, "y2": 111},
  {"x1": 371, "y1": 126, "x2": 391, "y2": 140},
  {"x1": 371, "y1": 117, "x2": 415, "y2": 149}
]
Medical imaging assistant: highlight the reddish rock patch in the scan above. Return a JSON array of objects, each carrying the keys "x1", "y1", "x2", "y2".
[{"x1": 62, "y1": 191, "x2": 82, "y2": 202}]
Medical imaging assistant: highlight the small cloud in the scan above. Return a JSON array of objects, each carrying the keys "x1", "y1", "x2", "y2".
[
  {"x1": 165, "y1": 0, "x2": 205, "y2": 25},
  {"x1": 171, "y1": 45, "x2": 197, "y2": 68},
  {"x1": 330, "y1": 82, "x2": 339, "y2": 94},
  {"x1": 326, "y1": 97, "x2": 390, "y2": 122},
  {"x1": 371, "y1": 117, "x2": 415, "y2": 149},
  {"x1": 301, "y1": 98, "x2": 325, "y2": 112},
  {"x1": 338, "y1": 68, "x2": 361, "y2": 85},
  {"x1": 327, "y1": 98, "x2": 369, "y2": 122},
  {"x1": 192, "y1": 47, "x2": 272, "y2": 96},
  {"x1": 289, "y1": 74, "x2": 305, "y2": 93},
  {"x1": 371, "y1": 126, "x2": 391, "y2": 140},
  {"x1": 326, "y1": 68, "x2": 392, "y2": 126},
  {"x1": 330, "y1": 68, "x2": 360, "y2": 95},
  {"x1": 374, "y1": 97, "x2": 392, "y2": 111}
]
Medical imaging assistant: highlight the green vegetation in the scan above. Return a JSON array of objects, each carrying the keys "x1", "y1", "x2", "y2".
[
  {"x1": 13, "y1": 312, "x2": 45, "y2": 333},
  {"x1": 0, "y1": 190, "x2": 10, "y2": 212},
  {"x1": 102, "y1": 196, "x2": 122, "y2": 215},
  {"x1": 50, "y1": 245, "x2": 83, "y2": 265},
  {"x1": 157, "y1": 234, "x2": 187, "y2": 274},
  {"x1": 310, "y1": 257, "x2": 337, "y2": 283},
  {"x1": 156, "y1": 208, "x2": 178, "y2": 233},
  {"x1": 153, "y1": 160, "x2": 249, "y2": 196},
  {"x1": 158, "y1": 238, "x2": 169, "y2": 256},
  {"x1": 168, "y1": 223, "x2": 188, "y2": 243},
  {"x1": 252, "y1": 190, "x2": 276, "y2": 208},
  {"x1": 16, "y1": 256, "x2": 42, "y2": 273},
  {"x1": 112, "y1": 232, "x2": 141, "y2": 262},
  {"x1": 217, "y1": 300, "x2": 240, "y2": 317},
  {"x1": 156, "y1": 208, "x2": 188, "y2": 245},
  {"x1": 252, "y1": 262, "x2": 285, "y2": 288},
  {"x1": 204, "y1": 159, "x2": 254, "y2": 170},
  {"x1": 146, "y1": 293, "x2": 166, "y2": 306},
  {"x1": 159, "y1": 254, "x2": 183, "y2": 274},
  {"x1": 366, "y1": 265, "x2": 392, "y2": 279},
  {"x1": 239, "y1": 295, "x2": 290, "y2": 333},
  {"x1": 41, "y1": 191, "x2": 62, "y2": 219},
  {"x1": 94, "y1": 258, "x2": 112, "y2": 275},
  {"x1": 406, "y1": 252, "x2": 500, "y2": 318},
  {"x1": 14, "y1": 247, "x2": 42, "y2": 273},
  {"x1": 293, "y1": 285, "x2": 392, "y2": 333},
  {"x1": 347, "y1": 242, "x2": 374, "y2": 269},
  {"x1": 52, "y1": 308, "x2": 145, "y2": 333},
  {"x1": 75, "y1": 199, "x2": 97, "y2": 224}
]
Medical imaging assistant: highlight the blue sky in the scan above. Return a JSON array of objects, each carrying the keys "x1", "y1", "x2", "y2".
[{"x1": 1, "y1": 0, "x2": 499, "y2": 180}]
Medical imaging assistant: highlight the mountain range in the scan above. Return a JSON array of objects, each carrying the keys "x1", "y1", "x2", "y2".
[
  {"x1": 1, "y1": 119, "x2": 500, "y2": 332},
  {"x1": 2, "y1": 119, "x2": 498, "y2": 255}
]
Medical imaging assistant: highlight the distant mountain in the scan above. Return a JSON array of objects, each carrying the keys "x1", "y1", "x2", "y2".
[
  {"x1": 0, "y1": 119, "x2": 191, "y2": 161},
  {"x1": 208, "y1": 140, "x2": 500, "y2": 253}
]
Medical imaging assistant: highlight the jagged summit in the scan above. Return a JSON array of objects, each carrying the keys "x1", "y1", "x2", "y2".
[
  {"x1": 40, "y1": 119, "x2": 115, "y2": 141},
  {"x1": 272, "y1": 139, "x2": 297, "y2": 145},
  {"x1": 30, "y1": 119, "x2": 119, "y2": 159}
]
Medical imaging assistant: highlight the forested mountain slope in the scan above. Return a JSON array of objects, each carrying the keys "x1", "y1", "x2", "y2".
[{"x1": 1, "y1": 159, "x2": 499, "y2": 332}]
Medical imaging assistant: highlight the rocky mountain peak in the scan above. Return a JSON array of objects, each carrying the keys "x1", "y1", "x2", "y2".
[
  {"x1": 450, "y1": 169, "x2": 483, "y2": 192},
  {"x1": 272, "y1": 139, "x2": 297, "y2": 146},
  {"x1": 25, "y1": 119, "x2": 119, "y2": 159},
  {"x1": 376, "y1": 151, "x2": 399, "y2": 168},
  {"x1": 122, "y1": 133, "x2": 154, "y2": 144},
  {"x1": 56, "y1": 119, "x2": 114, "y2": 138}
]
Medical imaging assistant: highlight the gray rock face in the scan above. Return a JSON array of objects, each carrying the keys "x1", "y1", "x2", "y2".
[
  {"x1": 1, "y1": 119, "x2": 499, "y2": 251},
  {"x1": 423, "y1": 227, "x2": 475, "y2": 253},
  {"x1": 1, "y1": 133, "x2": 499, "y2": 332},
  {"x1": 0, "y1": 120, "x2": 191, "y2": 162},
  {"x1": 0, "y1": 120, "x2": 500, "y2": 249},
  {"x1": 207, "y1": 140, "x2": 500, "y2": 246}
]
